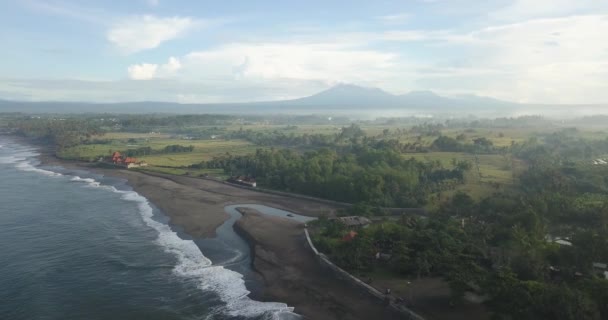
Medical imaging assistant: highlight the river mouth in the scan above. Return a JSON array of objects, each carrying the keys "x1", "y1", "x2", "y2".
[
  {"x1": 190, "y1": 204, "x2": 314, "y2": 279},
  {"x1": 193, "y1": 204, "x2": 316, "y2": 320}
]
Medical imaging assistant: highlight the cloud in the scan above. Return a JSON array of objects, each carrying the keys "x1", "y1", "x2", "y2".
[
  {"x1": 409, "y1": 15, "x2": 608, "y2": 103},
  {"x1": 107, "y1": 15, "x2": 198, "y2": 54},
  {"x1": 127, "y1": 56, "x2": 182, "y2": 80},
  {"x1": 146, "y1": 0, "x2": 160, "y2": 7},
  {"x1": 127, "y1": 63, "x2": 158, "y2": 80},
  {"x1": 163, "y1": 56, "x2": 182, "y2": 73},
  {"x1": 0, "y1": 77, "x2": 328, "y2": 103},
  {"x1": 185, "y1": 42, "x2": 397, "y2": 83},
  {"x1": 489, "y1": 0, "x2": 607, "y2": 22},
  {"x1": 11, "y1": 1, "x2": 608, "y2": 104}
]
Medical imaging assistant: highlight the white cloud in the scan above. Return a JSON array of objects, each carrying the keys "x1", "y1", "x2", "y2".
[
  {"x1": 185, "y1": 42, "x2": 397, "y2": 83},
  {"x1": 127, "y1": 63, "x2": 158, "y2": 80},
  {"x1": 107, "y1": 15, "x2": 198, "y2": 54},
  {"x1": 162, "y1": 56, "x2": 182, "y2": 73},
  {"x1": 490, "y1": 0, "x2": 606, "y2": 22},
  {"x1": 127, "y1": 57, "x2": 182, "y2": 80}
]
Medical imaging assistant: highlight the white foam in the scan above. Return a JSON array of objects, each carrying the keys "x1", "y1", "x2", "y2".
[
  {"x1": 69, "y1": 176, "x2": 101, "y2": 187},
  {"x1": 15, "y1": 160, "x2": 63, "y2": 177},
  {"x1": 117, "y1": 191, "x2": 297, "y2": 318},
  {"x1": 0, "y1": 156, "x2": 26, "y2": 164}
]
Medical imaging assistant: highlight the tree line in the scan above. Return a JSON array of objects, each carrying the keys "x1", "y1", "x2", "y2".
[{"x1": 194, "y1": 145, "x2": 471, "y2": 207}]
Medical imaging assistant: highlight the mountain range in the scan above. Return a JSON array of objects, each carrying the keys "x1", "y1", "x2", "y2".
[{"x1": 0, "y1": 84, "x2": 605, "y2": 117}]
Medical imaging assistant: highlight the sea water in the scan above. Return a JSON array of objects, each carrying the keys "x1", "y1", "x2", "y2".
[{"x1": 0, "y1": 138, "x2": 296, "y2": 320}]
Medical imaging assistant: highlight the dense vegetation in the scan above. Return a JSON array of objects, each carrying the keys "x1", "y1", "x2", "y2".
[
  {"x1": 196, "y1": 145, "x2": 471, "y2": 206},
  {"x1": 309, "y1": 131, "x2": 608, "y2": 320}
]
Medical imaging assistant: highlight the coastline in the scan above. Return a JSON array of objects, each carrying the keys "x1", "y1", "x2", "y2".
[
  {"x1": 234, "y1": 208, "x2": 403, "y2": 320},
  {"x1": 37, "y1": 151, "x2": 335, "y2": 238},
  {"x1": 31, "y1": 145, "x2": 402, "y2": 319}
]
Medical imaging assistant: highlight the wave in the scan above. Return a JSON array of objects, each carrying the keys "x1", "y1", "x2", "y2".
[
  {"x1": 0, "y1": 156, "x2": 26, "y2": 164},
  {"x1": 15, "y1": 160, "x2": 63, "y2": 177},
  {"x1": 69, "y1": 176, "x2": 101, "y2": 187},
  {"x1": 118, "y1": 191, "x2": 297, "y2": 319}
]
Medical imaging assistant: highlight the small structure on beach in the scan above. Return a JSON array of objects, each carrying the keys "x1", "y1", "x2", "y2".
[
  {"x1": 227, "y1": 176, "x2": 257, "y2": 187},
  {"x1": 336, "y1": 216, "x2": 372, "y2": 228},
  {"x1": 127, "y1": 160, "x2": 148, "y2": 168},
  {"x1": 104, "y1": 151, "x2": 148, "y2": 169}
]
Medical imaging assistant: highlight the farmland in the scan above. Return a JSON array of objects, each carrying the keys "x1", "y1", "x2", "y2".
[{"x1": 55, "y1": 121, "x2": 588, "y2": 204}]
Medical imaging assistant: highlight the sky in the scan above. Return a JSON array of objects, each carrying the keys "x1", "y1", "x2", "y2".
[{"x1": 1, "y1": 0, "x2": 608, "y2": 104}]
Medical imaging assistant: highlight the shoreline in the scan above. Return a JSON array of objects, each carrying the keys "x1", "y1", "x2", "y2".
[
  {"x1": 29, "y1": 143, "x2": 401, "y2": 319},
  {"x1": 37, "y1": 151, "x2": 336, "y2": 238}
]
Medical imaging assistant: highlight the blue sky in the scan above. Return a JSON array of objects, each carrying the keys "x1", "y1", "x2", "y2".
[{"x1": 1, "y1": 0, "x2": 607, "y2": 104}]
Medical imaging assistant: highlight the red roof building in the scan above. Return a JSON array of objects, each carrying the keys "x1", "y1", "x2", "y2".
[
  {"x1": 342, "y1": 230, "x2": 358, "y2": 242},
  {"x1": 124, "y1": 157, "x2": 138, "y2": 164},
  {"x1": 111, "y1": 151, "x2": 122, "y2": 163}
]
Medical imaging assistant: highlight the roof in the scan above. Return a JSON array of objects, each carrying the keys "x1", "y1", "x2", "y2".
[
  {"x1": 337, "y1": 216, "x2": 372, "y2": 227},
  {"x1": 342, "y1": 230, "x2": 358, "y2": 241},
  {"x1": 593, "y1": 262, "x2": 607, "y2": 269},
  {"x1": 555, "y1": 239, "x2": 573, "y2": 246}
]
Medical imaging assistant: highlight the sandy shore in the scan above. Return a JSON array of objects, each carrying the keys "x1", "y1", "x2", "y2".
[
  {"x1": 235, "y1": 208, "x2": 403, "y2": 320},
  {"x1": 36, "y1": 153, "x2": 403, "y2": 319}
]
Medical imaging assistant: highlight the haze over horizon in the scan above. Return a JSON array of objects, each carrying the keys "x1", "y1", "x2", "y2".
[{"x1": 2, "y1": 0, "x2": 608, "y2": 105}]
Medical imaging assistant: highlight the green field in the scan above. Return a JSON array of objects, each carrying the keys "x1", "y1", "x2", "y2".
[
  {"x1": 402, "y1": 151, "x2": 525, "y2": 204},
  {"x1": 58, "y1": 137, "x2": 260, "y2": 169}
]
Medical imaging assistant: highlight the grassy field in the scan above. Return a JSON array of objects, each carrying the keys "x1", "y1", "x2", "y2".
[
  {"x1": 402, "y1": 151, "x2": 525, "y2": 205},
  {"x1": 59, "y1": 138, "x2": 258, "y2": 164}
]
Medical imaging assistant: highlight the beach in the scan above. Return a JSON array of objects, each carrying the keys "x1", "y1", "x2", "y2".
[{"x1": 39, "y1": 153, "x2": 401, "y2": 319}]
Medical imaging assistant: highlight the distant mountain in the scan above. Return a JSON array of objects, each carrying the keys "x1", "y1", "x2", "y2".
[
  {"x1": 287, "y1": 84, "x2": 397, "y2": 107},
  {"x1": 0, "y1": 84, "x2": 605, "y2": 116},
  {"x1": 284, "y1": 84, "x2": 518, "y2": 112}
]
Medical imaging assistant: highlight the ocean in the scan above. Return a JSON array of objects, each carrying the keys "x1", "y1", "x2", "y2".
[{"x1": 0, "y1": 138, "x2": 298, "y2": 320}]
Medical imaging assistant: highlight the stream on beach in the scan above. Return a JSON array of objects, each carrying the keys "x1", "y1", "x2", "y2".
[{"x1": 0, "y1": 137, "x2": 307, "y2": 320}]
